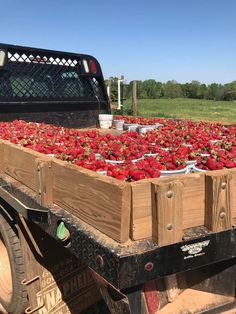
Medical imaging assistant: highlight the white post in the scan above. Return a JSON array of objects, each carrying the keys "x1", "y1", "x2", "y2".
[
  {"x1": 117, "y1": 79, "x2": 121, "y2": 109},
  {"x1": 117, "y1": 76, "x2": 124, "y2": 110},
  {"x1": 107, "y1": 85, "x2": 110, "y2": 99}
]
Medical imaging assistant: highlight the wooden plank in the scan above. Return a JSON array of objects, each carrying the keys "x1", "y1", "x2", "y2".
[
  {"x1": 230, "y1": 168, "x2": 236, "y2": 219},
  {"x1": 35, "y1": 158, "x2": 53, "y2": 207},
  {"x1": 158, "y1": 173, "x2": 205, "y2": 229},
  {"x1": 181, "y1": 174, "x2": 205, "y2": 229},
  {"x1": 131, "y1": 181, "x2": 152, "y2": 240},
  {"x1": 2, "y1": 141, "x2": 42, "y2": 191},
  {"x1": 52, "y1": 159, "x2": 131, "y2": 243},
  {"x1": 158, "y1": 288, "x2": 234, "y2": 314},
  {"x1": 131, "y1": 173, "x2": 205, "y2": 241},
  {"x1": 0, "y1": 141, "x2": 4, "y2": 173},
  {"x1": 153, "y1": 180, "x2": 183, "y2": 246},
  {"x1": 153, "y1": 180, "x2": 184, "y2": 301},
  {"x1": 205, "y1": 170, "x2": 232, "y2": 232}
]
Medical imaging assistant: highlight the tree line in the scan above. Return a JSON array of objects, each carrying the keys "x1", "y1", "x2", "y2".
[{"x1": 106, "y1": 78, "x2": 236, "y2": 101}]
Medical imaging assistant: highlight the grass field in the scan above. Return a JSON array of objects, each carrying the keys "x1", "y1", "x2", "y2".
[{"x1": 121, "y1": 98, "x2": 236, "y2": 124}]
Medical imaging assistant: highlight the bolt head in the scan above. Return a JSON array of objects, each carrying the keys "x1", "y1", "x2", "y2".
[
  {"x1": 167, "y1": 191, "x2": 173, "y2": 198},
  {"x1": 167, "y1": 223, "x2": 173, "y2": 230},
  {"x1": 145, "y1": 262, "x2": 154, "y2": 272},
  {"x1": 221, "y1": 182, "x2": 227, "y2": 189},
  {"x1": 220, "y1": 212, "x2": 226, "y2": 219},
  {"x1": 96, "y1": 255, "x2": 104, "y2": 268}
]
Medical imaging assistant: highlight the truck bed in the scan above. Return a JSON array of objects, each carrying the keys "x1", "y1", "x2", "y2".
[{"x1": 0, "y1": 136, "x2": 235, "y2": 291}]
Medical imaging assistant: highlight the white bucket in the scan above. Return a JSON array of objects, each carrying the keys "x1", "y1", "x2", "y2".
[
  {"x1": 143, "y1": 153, "x2": 158, "y2": 158},
  {"x1": 95, "y1": 153, "x2": 102, "y2": 160},
  {"x1": 191, "y1": 166, "x2": 206, "y2": 173},
  {"x1": 160, "y1": 167, "x2": 188, "y2": 176},
  {"x1": 155, "y1": 123, "x2": 163, "y2": 128},
  {"x1": 105, "y1": 159, "x2": 125, "y2": 165},
  {"x1": 96, "y1": 170, "x2": 107, "y2": 175},
  {"x1": 138, "y1": 125, "x2": 156, "y2": 134},
  {"x1": 131, "y1": 157, "x2": 144, "y2": 163},
  {"x1": 99, "y1": 114, "x2": 113, "y2": 129},
  {"x1": 123, "y1": 123, "x2": 139, "y2": 132},
  {"x1": 113, "y1": 120, "x2": 124, "y2": 131}
]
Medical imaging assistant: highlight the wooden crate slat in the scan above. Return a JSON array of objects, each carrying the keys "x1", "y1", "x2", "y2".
[
  {"x1": 2, "y1": 141, "x2": 43, "y2": 191},
  {"x1": 0, "y1": 141, "x2": 4, "y2": 173},
  {"x1": 205, "y1": 170, "x2": 232, "y2": 232},
  {"x1": 52, "y1": 159, "x2": 131, "y2": 243},
  {"x1": 230, "y1": 168, "x2": 236, "y2": 219},
  {"x1": 1, "y1": 139, "x2": 236, "y2": 245},
  {"x1": 153, "y1": 180, "x2": 183, "y2": 246},
  {"x1": 131, "y1": 174, "x2": 205, "y2": 241},
  {"x1": 35, "y1": 158, "x2": 53, "y2": 207},
  {"x1": 178, "y1": 174, "x2": 205, "y2": 229},
  {"x1": 131, "y1": 181, "x2": 152, "y2": 240},
  {"x1": 158, "y1": 174, "x2": 205, "y2": 229}
]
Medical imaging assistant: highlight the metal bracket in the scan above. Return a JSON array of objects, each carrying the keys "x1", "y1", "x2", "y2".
[{"x1": 0, "y1": 185, "x2": 48, "y2": 223}]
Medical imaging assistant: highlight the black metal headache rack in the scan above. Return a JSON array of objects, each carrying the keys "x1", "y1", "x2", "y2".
[{"x1": 0, "y1": 43, "x2": 108, "y2": 103}]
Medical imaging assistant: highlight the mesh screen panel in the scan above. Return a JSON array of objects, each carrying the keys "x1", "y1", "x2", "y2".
[{"x1": 0, "y1": 48, "x2": 105, "y2": 101}]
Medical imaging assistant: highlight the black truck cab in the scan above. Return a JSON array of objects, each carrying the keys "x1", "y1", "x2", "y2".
[{"x1": 0, "y1": 43, "x2": 110, "y2": 128}]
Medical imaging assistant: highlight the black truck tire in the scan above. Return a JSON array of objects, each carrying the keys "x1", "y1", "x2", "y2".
[{"x1": 0, "y1": 212, "x2": 28, "y2": 314}]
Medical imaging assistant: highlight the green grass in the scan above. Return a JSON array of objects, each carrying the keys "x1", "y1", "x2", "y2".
[{"x1": 121, "y1": 98, "x2": 236, "y2": 124}]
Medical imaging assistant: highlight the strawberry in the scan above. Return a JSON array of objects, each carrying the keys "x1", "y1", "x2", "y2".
[
  {"x1": 225, "y1": 160, "x2": 235, "y2": 168},
  {"x1": 206, "y1": 157, "x2": 217, "y2": 170}
]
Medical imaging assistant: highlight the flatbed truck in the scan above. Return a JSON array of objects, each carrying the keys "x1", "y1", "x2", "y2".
[{"x1": 0, "y1": 43, "x2": 235, "y2": 314}]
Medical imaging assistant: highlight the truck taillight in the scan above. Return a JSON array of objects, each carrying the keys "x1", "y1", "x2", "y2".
[
  {"x1": 82, "y1": 59, "x2": 89, "y2": 73},
  {"x1": 89, "y1": 60, "x2": 97, "y2": 74},
  {"x1": 0, "y1": 50, "x2": 6, "y2": 67}
]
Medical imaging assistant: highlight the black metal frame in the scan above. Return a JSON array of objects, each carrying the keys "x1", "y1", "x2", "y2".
[
  {"x1": 0, "y1": 174, "x2": 235, "y2": 292},
  {"x1": 0, "y1": 43, "x2": 110, "y2": 127},
  {"x1": 0, "y1": 43, "x2": 109, "y2": 100}
]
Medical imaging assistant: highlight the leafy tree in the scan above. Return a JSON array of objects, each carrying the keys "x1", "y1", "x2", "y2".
[
  {"x1": 224, "y1": 81, "x2": 236, "y2": 101},
  {"x1": 142, "y1": 80, "x2": 162, "y2": 98},
  {"x1": 105, "y1": 77, "x2": 236, "y2": 102},
  {"x1": 163, "y1": 80, "x2": 183, "y2": 98}
]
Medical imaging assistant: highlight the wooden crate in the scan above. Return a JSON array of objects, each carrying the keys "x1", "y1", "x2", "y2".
[
  {"x1": 0, "y1": 139, "x2": 236, "y2": 245},
  {"x1": 0, "y1": 140, "x2": 131, "y2": 243},
  {"x1": 131, "y1": 169, "x2": 236, "y2": 246}
]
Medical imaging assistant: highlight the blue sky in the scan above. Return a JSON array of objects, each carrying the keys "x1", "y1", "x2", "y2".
[{"x1": 1, "y1": 0, "x2": 236, "y2": 84}]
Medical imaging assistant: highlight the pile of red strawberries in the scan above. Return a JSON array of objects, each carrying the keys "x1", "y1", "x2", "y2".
[{"x1": 0, "y1": 118, "x2": 235, "y2": 181}]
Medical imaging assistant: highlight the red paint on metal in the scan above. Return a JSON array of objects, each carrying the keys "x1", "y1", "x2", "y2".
[{"x1": 144, "y1": 280, "x2": 159, "y2": 314}]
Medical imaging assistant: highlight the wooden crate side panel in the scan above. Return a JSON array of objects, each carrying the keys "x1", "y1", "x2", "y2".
[
  {"x1": 0, "y1": 142, "x2": 4, "y2": 173},
  {"x1": 52, "y1": 159, "x2": 131, "y2": 243},
  {"x1": 153, "y1": 180, "x2": 183, "y2": 246},
  {"x1": 181, "y1": 174, "x2": 205, "y2": 229},
  {"x1": 131, "y1": 174, "x2": 205, "y2": 241},
  {"x1": 35, "y1": 158, "x2": 53, "y2": 207},
  {"x1": 154, "y1": 174, "x2": 205, "y2": 229},
  {"x1": 230, "y1": 168, "x2": 236, "y2": 219},
  {"x1": 131, "y1": 182, "x2": 152, "y2": 240},
  {"x1": 205, "y1": 171, "x2": 232, "y2": 232},
  {"x1": 2, "y1": 142, "x2": 43, "y2": 191}
]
